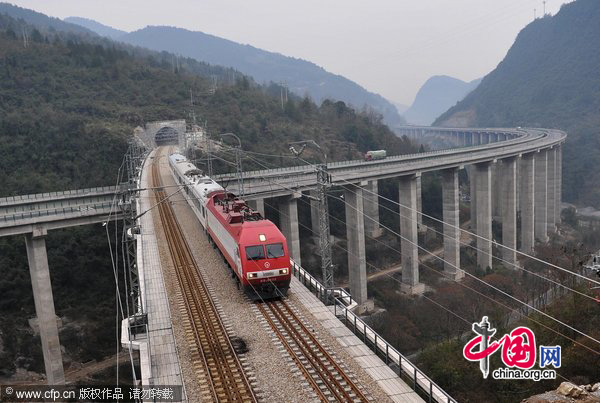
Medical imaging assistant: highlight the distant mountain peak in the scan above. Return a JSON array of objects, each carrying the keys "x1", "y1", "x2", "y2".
[
  {"x1": 116, "y1": 24, "x2": 406, "y2": 127},
  {"x1": 0, "y1": 3, "x2": 95, "y2": 35},
  {"x1": 403, "y1": 75, "x2": 481, "y2": 126},
  {"x1": 434, "y1": 0, "x2": 600, "y2": 207},
  {"x1": 64, "y1": 16, "x2": 127, "y2": 39}
]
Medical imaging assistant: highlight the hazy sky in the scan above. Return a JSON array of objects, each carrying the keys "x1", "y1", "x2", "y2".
[{"x1": 10, "y1": 0, "x2": 572, "y2": 106}]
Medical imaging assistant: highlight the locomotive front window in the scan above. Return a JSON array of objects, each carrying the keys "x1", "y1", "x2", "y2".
[
  {"x1": 266, "y1": 243, "x2": 285, "y2": 258},
  {"x1": 245, "y1": 245, "x2": 265, "y2": 260}
]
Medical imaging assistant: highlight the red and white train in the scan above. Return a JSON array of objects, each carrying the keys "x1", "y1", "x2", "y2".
[{"x1": 168, "y1": 153, "x2": 291, "y2": 299}]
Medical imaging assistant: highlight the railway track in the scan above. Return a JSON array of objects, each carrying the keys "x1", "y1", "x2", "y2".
[
  {"x1": 151, "y1": 156, "x2": 257, "y2": 402},
  {"x1": 256, "y1": 299, "x2": 369, "y2": 402}
]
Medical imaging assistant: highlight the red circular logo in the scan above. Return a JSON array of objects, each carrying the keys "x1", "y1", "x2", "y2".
[{"x1": 264, "y1": 262, "x2": 270, "y2": 268}]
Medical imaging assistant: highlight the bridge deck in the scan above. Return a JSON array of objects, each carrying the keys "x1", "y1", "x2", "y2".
[
  {"x1": 215, "y1": 127, "x2": 565, "y2": 198},
  {"x1": 0, "y1": 185, "x2": 126, "y2": 237}
]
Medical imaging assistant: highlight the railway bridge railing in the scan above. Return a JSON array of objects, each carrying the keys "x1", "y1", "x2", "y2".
[{"x1": 291, "y1": 260, "x2": 456, "y2": 403}]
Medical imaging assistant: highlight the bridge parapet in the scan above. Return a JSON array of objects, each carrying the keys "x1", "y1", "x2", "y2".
[
  {"x1": 291, "y1": 260, "x2": 456, "y2": 402},
  {"x1": 216, "y1": 128, "x2": 565, "y2": 198},
  {"x1": 0, "y1": 185, "x2": 126, "y2": 207}
]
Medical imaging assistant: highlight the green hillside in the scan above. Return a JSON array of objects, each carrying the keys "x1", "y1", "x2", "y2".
[
  {"x1": 65, "y1": 21, "x2": 407, "y2": 129},
  {"x1": 0, "y1": 16, "x2": 414, "y2": 196},
  {"x1": 0, "y1": 10, "x2": 416, "y2": 379},
  {"x1": 435, "y1": 0, "x2": 600, "y2": 207}
]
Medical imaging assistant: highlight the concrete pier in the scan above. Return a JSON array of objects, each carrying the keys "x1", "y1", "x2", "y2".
[
  {"x1": 398, "y1": 175, "x2": 424, "y2": 294},
  {"x1": 501, "y1": 158, "x2": 517, "y2": 267},
  {"x1": 344, "y1": 185, "x2": 368, "y2": 305},
  {"x1": 441, "y1": 169, "x2": 463, "y2": 280},
  {"x1": 492, "y1": 162, "x2": 502, "y2": 222},
  {"x1": 469, "y1": 166, "x2": 477, "y2": 230},
  {"x1": 279, "y1": 195, "x2": 301, "y2": 265},
  {"x1": 534, "y1": 151, "x2": 548, "y2": 243},
  {"x1": 519, "y1": 154, "x2": 535, "y2": 253},
  {"x1": 310, "y1": 190, "x2": 320, "y2": 239},
  {"x1": 363, "y1": 180, "x2": 383, "y2": 238},
  {"x1": 546, "y1": 148, "x2": 556, "y2": 233},
  {"x1": 416, "y1": 176, "x2": 424, "y2": 230},
  {"x1": 474, "y1": 162, "x2": 493, "y2": 270},
  {"x1": 25, "y1": 227, "x2": 65, "y2": 385}
]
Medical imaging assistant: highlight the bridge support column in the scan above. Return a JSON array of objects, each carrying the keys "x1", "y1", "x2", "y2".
[
  {"x1": 441, "y1": 169, "x2": 463, "y2": 280},
  {"x1": 363, "y1": 180, "x2": 383, "y2": 238},
  {"x1": 474, "y1": 162, "x2": 493, "y2": 270},
  {"x1": 547, "y1": 148, "x2": 557, "y2": 233},
  {"x1": 279, "y1": 195, "x2": 301, "y2": 265},
  {"x1": 309, "y1": 190, "x2": 320, "y2": 240},
  {"x1": 556, "y1": 146, "x2": 562, "y2": 224},
  {"x1": 520, "y1": 154, "x2": 535, "y2": 253},
  {"x1": 469, "y1": 166, "x2": 477, "y2": 230},
  {"x1": 501, "y1": 158, "x2": 517, "y2": 267},
  {"x1": 25, "y1": 227, "x2": 65, "y2": 385},
  {"x1": 247, "y1": 199, "x2": 265, "y2": 216},
  {"x1": 416, "y1": 176, "x2": 424, "y2": 231},
  {"x1": 344, "y1": 185, "x2": 368, "y2": 305},
  {"x1": 399, "y1": 175, "x2": 424, "y2": 294},
  {"x1": 535, "y1": 151, "x2": 548, "y2": 243},
  {"x1": 492, "y1": 162, "x2": 502, "y2": 222}
]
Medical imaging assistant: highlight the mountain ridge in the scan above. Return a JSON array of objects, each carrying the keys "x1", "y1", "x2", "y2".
[
  {"x1": 435, "y1": 0, "x2": 600, "y2": 207},
  {"x1": 64, "y1": 20, "x2": 406, "y2": 128},
  {"x1": 64, "y1": 16, "x2": 126, "y2": 39}
]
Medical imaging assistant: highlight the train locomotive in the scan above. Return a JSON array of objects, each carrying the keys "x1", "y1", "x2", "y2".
[{"x1": 168, "y1": 153, "x2": 291, "y2": 299}]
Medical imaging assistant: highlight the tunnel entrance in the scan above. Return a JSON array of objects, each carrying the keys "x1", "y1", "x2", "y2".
[{"x1": 155, "y1": 126, "x2": 179, "y2": 145}]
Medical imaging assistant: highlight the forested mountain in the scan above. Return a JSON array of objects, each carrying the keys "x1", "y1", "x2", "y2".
[
  {"x1": 0, "y1": 3, "x2": 93, "y2": 36},
  {"x1": 63, "y1": 21, "x2": 406, "y2": 129},
  {"x1": 64, "y1": 16, "x2": 126, "y2": 39},
  {"x1": 435, "y1": 0, "x2": 600, "y2": 207},
  {"x1": 0, "y1": 7, "x2": 419, "y2": 378},
  {"x1": 0, "y1": 9, "x2": 414, "y2": 196},
  {"x1": 404, "y1": 75, "x2": 481, "y2": 126}
]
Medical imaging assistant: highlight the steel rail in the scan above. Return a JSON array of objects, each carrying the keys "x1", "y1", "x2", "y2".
[
  {"x1": 258, "y1": 299, "x2": 369, "y2": 402},
  {"x1": 151, "y1": 158, "x2": 257, "y2": 402}
]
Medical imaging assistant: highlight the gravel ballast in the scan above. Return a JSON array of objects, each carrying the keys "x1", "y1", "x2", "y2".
[{"x1": 152, "y1": 148, "x2": 393, "y2": 402}]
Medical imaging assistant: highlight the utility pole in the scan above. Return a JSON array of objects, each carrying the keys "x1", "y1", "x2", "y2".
[
  {"x1": 121, "y1": 140, "x2": 148, "y2": 316},
  {"x1": 289, "y1": 140, "x2": 335, "y2": 289},
  {"x1": 221, "y1": 133, "x2": 244, "y2": 197},
  {"x1": 543, "y1": 1, "x2": 546, "y2": 16},
  {"x1": 316, "y1": 163, "x2": 334, "y2": 288}
]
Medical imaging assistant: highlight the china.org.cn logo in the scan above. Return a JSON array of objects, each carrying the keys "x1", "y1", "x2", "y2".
[{"x1": 462, "y1": 316, "x2": 561, "y2": 381}]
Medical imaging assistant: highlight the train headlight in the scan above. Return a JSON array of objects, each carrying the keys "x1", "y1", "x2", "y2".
[
  {"x1": 247, "y1": 272, "x2": 258, "y2": 279},
  {"x1": 279, "y1": 268, "x2": 289, "y2": 275}
]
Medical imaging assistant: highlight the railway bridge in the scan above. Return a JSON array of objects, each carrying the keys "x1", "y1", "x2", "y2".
[
  {"x1": 215, "y1": 127, "x2": 566, "y2": 301},
  {"x1": 0, "y1": 124, "x2": 565, "y2": 403}
]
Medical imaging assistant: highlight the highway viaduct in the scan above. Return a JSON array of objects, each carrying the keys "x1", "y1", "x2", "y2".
[{"x1": 214, "y1": 127, "x2": 566, "y2": 306}]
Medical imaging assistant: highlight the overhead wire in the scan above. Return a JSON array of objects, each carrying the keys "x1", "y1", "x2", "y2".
[
  {"x1": 292, "y1": 154, "x2": 600, "y2": 288},
  {"x1": 227, "y1": 145, "x2": 598, "y2": 298},
  {"x1": 214, "y1": 148, "x2": 600, "y2": 348},
  {"x1": 105, "y1": 158, "x2": 127, "y2": 385},
  {"x1": 168, "y1": 145, "x2": 591, "y2": 389},
  {"x1": 262, "y1": 194, "x2": 600, "y2": 357},
  {"x1": 337, "y1": 180, "x2": 599, "y2": 303}
]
